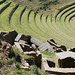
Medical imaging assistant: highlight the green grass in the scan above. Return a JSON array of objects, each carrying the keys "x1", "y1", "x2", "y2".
[
  {"x1": 40, "y1": 51, "x2": 55, "y2": 58},
  {"x1": 0, "y1": 0, "x2": 75, "y2": 48},
  {"x1": 40, "y1": 51, "x2": 58, "y2": 67}
]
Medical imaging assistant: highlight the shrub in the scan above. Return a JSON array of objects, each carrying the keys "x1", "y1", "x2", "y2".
[
  {"x1": 8, "y1": 59, "x2": 12, "y2": 65},
  {"x1": 0, "y1": 59, "x2": 4, "y2": 67},
  {"x1": 15, "y1": 68, "x2": 28, "y2": 75},
  {"x1": 30, "y1": 65, "x2": 39, "y2": 75},
  {"x1": 30, "y1": 65, "x2": 48, "y2": 75},
  {"x1": 15, "y1": 61, "x2": 20, "y2": 69}
]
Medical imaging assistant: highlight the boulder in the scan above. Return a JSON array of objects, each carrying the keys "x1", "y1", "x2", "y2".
[{"x1": 4, "y1": 30, "x2": 18, "y2": 45}]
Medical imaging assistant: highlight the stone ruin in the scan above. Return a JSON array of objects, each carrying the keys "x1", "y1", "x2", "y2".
[
  {"x1": 56, "y1": 51, "x2": 75, "y2": 68},
  {"x1": 0, "y1": 30, "x2": 75, "y2": 75}
]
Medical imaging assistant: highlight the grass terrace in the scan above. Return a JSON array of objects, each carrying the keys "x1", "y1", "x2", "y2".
[{"x1": 0, "y1": 0, "x2": 75, "y2": 48}]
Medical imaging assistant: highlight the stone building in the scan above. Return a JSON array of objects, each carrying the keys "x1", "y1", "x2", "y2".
[{"x1": 56, "y1": 51, "x2": 75, "y2": 68}]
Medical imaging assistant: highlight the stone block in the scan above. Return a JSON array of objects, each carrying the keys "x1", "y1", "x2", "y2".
[
  {"x1": 35, "y1": 51, "x2": 42, "y2": 67},
  {"x1": 38, "y1": 42, "x2": 54, "y2": 51},
  {"x1": 14, "y1": 42, "x2": 23, "y2": 52},
  {"x1": 4, "y1": 30, "x2": 18, "y2": 45},
  {"x1": 15, "y1": 33, "x2": 31, "y2": 43},
  {"x1": 56, "y1": 51, "x2": 75, "y2": 68},
  {"x1": 15, "y1": 33, "x2": 22, "y2": 42},
  {"x1": 19, "y1": 40, "x2": 26, "y2": 45},
  {"x1": 30, "y1": 37, "x2": 43, "y2": 47},
  {"x1": 47, "y1": 40, "x2": 58, "y2": 48},
  {"x1": 24, "y1": 51, "x2": 36, "y2": 56}
]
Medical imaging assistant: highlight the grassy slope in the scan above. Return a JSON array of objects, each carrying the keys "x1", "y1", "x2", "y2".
[{"x1": 0, "y1": 0, "x2": 75, "y2": 48}]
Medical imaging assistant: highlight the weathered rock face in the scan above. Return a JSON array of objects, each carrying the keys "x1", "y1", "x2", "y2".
[{"x1": 4, "y1": 30, "x2": 18, "y2": 45}]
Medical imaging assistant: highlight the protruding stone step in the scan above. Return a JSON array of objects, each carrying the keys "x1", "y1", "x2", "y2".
[
  {"x1": 15, "y1": 33, "x2": 31, "y2": 43},
  {"x1": 38, "y1": 42, "x2": 54, "y2": 51},
  {"x1": 30, "y1": 37, "x2": 43, "y2": 47},
  {"x1": 14, "y1": 42, "x2": 23, "y2": 52}
]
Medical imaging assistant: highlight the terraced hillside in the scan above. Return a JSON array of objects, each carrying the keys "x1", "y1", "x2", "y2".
[{"x1": 0, "y1": 0, "x2": 75, "y2": 48}]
